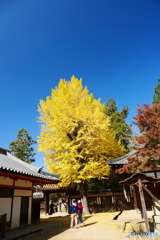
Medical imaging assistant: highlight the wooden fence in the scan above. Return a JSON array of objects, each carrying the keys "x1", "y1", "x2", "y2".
[{"x1": 68, "y1": 193, "x2": 134, "y2": 213}]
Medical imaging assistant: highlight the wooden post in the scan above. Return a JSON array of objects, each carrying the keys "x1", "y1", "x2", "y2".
[
  {"x1": 65, "y1": 194, "x2": 69, "y2": 213},
  {"x1": 133, "y1": 185, "x2": 138, "y2": 213},
  {"x1": 44, "y1": 191, "x2": 49, "y2": 215},
  {"x1": 67, "y1": 196, "x2": 71, "y2": 214},
  {"x1": 138, "y1": 179, "x2": 150, "y2": 232}
]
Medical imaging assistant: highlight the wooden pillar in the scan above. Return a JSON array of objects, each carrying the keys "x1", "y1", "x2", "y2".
[
  {"x1": 66, "y1": 190, "x2": 70, "y2": 214},
  {"x1": 44, "y1": 191, "x2": 49, "y2": 215},
  {"x1": 133, "y1": 185, "x2": 138, "y2": 213},
  {"x1": 65, "y1": 195, "x2": 69, "y2": 214},
  {"x1": 138, "y1": 179, "x2": 150, "y2": 232}
]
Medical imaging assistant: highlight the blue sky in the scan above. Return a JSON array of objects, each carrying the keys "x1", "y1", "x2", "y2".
[{"x1": 0, "y1": 0, "x2": 159, "y2": 168}]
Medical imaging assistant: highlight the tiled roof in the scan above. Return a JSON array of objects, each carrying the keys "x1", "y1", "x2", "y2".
[
  {"x1": 108, "y1": 149, "x2": 139, "y2": 165},
  {"x1": 0, "y1": 150, "x2": 59, "y2": 182},
  {"x1": 108, "y1": 144, "x2": 146, "y2": 165},
  {"x1": 119, "y1": 172, "x2": 159, "y2": 185}
]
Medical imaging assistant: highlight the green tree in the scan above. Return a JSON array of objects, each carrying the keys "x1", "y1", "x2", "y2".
[
  {"x1": 38, "y1": 76, "x2": 124, "y2": 213},
  {"x1": 104, "y1": 98, "x2": 133, "y2": 151},
  {"x1": 9, "y1": 129, "x2": 36, "y2": 164},
  {"x1": 153, "y1": 79, "x2": 160, "y2": 104}
]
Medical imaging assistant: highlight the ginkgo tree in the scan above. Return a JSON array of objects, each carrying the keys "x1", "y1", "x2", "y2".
[{"x1": 38, "y1": 76, "x2": 124, "y2": 213}]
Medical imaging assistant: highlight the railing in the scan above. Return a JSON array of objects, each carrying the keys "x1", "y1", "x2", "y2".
[{"x1": 0, "y1": 214, "x2": 6, "y2": 238}]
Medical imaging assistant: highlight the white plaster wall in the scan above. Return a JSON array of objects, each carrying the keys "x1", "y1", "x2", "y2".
[
  {"x1": 14, "y1": 190, "x2": 32, "y2": 197},
  {"x1": 28, "y1": 197, "x2": 32, "y2": 224},
  {"x1": 11, "y1": 197, "x2": 21, "y2": 229},
  {"x1": 0, "y1": 198, "x2": 11, "y2": 221},
  {"x1": 15, "y1": 179, "x2": 32, "y2": 187},
  {"x1": 0, "y1": 176, "x2": 13, "y2": 185}
]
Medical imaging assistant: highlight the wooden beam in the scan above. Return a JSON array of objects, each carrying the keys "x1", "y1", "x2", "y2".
[
  {"x1": 0, "y1": 171, "x2": 59, "y2": 185},
  {"x1": 133, "y1": 185, "x2": 138, "y2": 212},
  {"x1": 0, "y1": 185, "x2": 33, "y2": 190},
  {"x1": 87, "y1": 193, "x2": 125, "y2": 197},
  {"x1": 142, "y1": 184, "x2": 160, "y2": 207},
  {"x1": 138, "y1": 179, "x2": 150, "y2": 232}
]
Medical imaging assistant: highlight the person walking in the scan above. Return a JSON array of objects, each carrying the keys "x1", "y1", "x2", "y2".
[
  {"x1": 77, "y1": 200, "x2": 84, "y2": 226},
  {"x1": 70, "y1": 199, "x2": 78, "y2": 228},
  {"x1": 49, "y1": 201, "x2": 54, "y2": 215}
]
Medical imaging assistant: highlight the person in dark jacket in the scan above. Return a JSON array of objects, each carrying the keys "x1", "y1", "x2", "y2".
[
  {"x1": 70, "y1": 199, "x2": 78, "y2": 228},
  {"x1": 49, "y1": 201, "x2": 54, "y2": 215}
]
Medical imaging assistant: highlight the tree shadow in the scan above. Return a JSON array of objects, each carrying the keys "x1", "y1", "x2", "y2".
[{"x1": 5, "y1": 215, "x2": 94, "y2": 240}]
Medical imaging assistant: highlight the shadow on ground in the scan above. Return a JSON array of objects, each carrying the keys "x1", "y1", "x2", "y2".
[
  {"x1": 83, "y1": 222, "x2": 97, "y2": 227},
  {"x1": 5, "y1": 215, "x2": 93, "y2": 240}
]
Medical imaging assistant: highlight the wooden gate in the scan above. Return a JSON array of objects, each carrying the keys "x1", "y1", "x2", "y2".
[
  {"x1": 0, "y1": 214, "x2": 6, "y2": 238},
  {"x1": 32, "y1": 199, "x2": 40, "y2": 224},
  {"x1": 20, "y1": 197, "x2": 29, "y2": 226}
]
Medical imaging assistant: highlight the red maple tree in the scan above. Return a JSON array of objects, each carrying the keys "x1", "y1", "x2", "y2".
[{"x1": 117, "y1": 103, "x2": 160, "y2": 174}]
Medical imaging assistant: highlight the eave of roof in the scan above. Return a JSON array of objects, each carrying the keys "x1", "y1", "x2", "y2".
[
  {"x1": 0, "y1": 170, "x2": 59, "y2": 184},
  {"x1": 0, "y1": 151, "x2": 59, "y2": 183},
  {"x1": 119, "y1": 172, "x2": 160, "y2": 185},
  {"x1": 108, "y1": 144, "x2": 146, "y2": 165},
  {"x1": 108, "y1": 149, "x2": 138, "y2": 165}
]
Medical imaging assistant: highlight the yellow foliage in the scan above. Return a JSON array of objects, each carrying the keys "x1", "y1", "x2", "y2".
[{"x1": 38, "y1": 76, "x2": 124, "y2": 186}]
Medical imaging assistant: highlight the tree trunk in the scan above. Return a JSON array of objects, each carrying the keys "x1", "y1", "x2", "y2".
[{"x1": 80, "y1": 182, "x2": 90, "y2": 214}]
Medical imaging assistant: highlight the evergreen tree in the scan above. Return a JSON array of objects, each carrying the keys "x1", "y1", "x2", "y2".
[
  {"x1": 104, "y1": 98, "x2": 133, "y2": 151},
  {"x1": 153, "y1": 79, "x2": 160, "y2": 104},
  {"x1": 9, "y1": 129, "x2": 36, "y2": 164},
  {"x1": 38, "y1": 76, "x2": 124, "y2": 213}
]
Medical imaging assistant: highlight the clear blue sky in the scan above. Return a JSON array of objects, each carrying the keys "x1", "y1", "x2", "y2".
[{"x1": 0, "y1": 0, "x2": 159, "y2": 168}]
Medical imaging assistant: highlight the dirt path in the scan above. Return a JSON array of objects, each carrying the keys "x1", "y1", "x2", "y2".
[
  {"x1": 5, "y1": 212, "x2": 122, "y2": 240},
  {"x1": 48, "y1": 213, "x2": 122, "y2": 240},
  {"x1": 5, "y1": 211, "x2": 160, "y2": 240}
]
